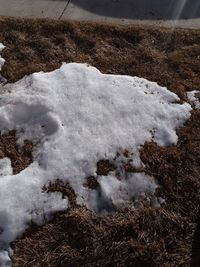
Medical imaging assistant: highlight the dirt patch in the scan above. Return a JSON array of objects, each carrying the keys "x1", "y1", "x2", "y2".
[
  {"x1": 0, "y1": 17, "x2": 199, "y2": 266},
  {"x1": 0, "y1": 130, "x2": 33, "y2": 174},
  {"x1": 96, "y1": 159, "x2": 116, "y2": 176},
  {"x1": 84, "y1": 176, "x2": 99, "y2": 190}
]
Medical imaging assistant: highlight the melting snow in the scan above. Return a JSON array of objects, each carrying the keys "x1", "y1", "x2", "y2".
[
  {"x1": 0, "y1": 44, "x2": 6, "y2": 86},
  {"x1": 0, "y1": 44, "x2": 192, "y2": 266},
  {"x1": 0, "y1": 44, "x2": 5, "y2": 71},
  {"x1": 187, "y1": 90, "x2": 200, "y2": 109}
]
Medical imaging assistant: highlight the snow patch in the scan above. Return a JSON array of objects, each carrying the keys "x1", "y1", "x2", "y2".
[
  {"x1": 0, "y1": 44, "x2": 5, "y2": 71},
  {"x1": 0, "y1": 158, "x2": 12, "y2": 177},
  {"x1": 0, "y1": 62, "x2": 192, "y2": 266},
  {"x1": 0, "y1": 250, "x2": 11, "y2": 267},
  {"x1": 187, "y1": 90, "x2": 200, "y2": 109},
  {"x1": 96, "y1": 172, "x2": 157, "y2": 212},
  {"x1": 0, "y1": 44, "x2": 6, "y2": 86}
]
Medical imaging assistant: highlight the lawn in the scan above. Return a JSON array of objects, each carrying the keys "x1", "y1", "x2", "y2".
[{"x1": 0, "y1": 17, "x2": 200, "y2": 267}]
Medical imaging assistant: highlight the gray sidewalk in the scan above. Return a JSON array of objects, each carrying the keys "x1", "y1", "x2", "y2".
[{"x1": 0, "y1": 0, "x2": 199, "y2": 28}]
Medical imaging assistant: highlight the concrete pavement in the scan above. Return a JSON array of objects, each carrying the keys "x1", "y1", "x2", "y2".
[
  {"x1": 0, "y1": 0, "x2": 199, "y2": 28},
  {"x1": 0, "y1": 0, "x2": 69, "y2": 20}
]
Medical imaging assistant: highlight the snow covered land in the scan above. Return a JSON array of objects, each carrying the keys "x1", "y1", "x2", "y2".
[{"x1": 0, "y1": 44, "x2": 193, "y2": 266}]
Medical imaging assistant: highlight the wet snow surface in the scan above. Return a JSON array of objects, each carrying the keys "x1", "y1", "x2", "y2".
[{"x1": 0, "y1": 44, "x2": 192, "y2": 266}]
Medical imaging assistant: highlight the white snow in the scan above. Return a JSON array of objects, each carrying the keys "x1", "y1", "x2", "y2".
[
  {"x1": 0, "y1": 250, "x2": 11, "y2": 267},
  {"x1": 0, "y1": 44, "x2": 5, "y2": 71},
  {"x1": 0, "y1": 158, "x2": 13, "y2": 177},
  {"x1": 187, "y1": 90, "x2": 200, "y2": 109},
  {"x1": 0, "y1": 50, "x2": 192, "y2": 266},
  {"x1": 97, "y1": 172, "x2": 157, "y2": 211}
]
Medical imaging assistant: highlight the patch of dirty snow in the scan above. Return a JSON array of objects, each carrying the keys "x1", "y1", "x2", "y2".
[
  {"x1": 187, "y1": 90, "x2": 200, "y2": 109},
  {"x1": 0, "y1": 44, "x2": 6, "y2": 86},
  {"x1": 0, "y1": 51, "x2": 192, "y2": 265}
]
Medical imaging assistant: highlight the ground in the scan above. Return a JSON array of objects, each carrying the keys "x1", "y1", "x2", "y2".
[{"x1": 0, "y1": 17, "x2": 200, "y2": 267}]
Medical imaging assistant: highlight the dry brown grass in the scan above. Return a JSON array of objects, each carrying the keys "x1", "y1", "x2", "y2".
[
  {"x1": 0, "y1": 17, "x2": 199, "y2": 98},
  {"x1": 12, "y1": 207, "x2": 194, "y2": 267},
  {"x1": 0, "y1": 130, "x2": 33, "y2": 174},
  {"x1": 0, "y1": 17, "x2": 199, "y2": 267}
]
